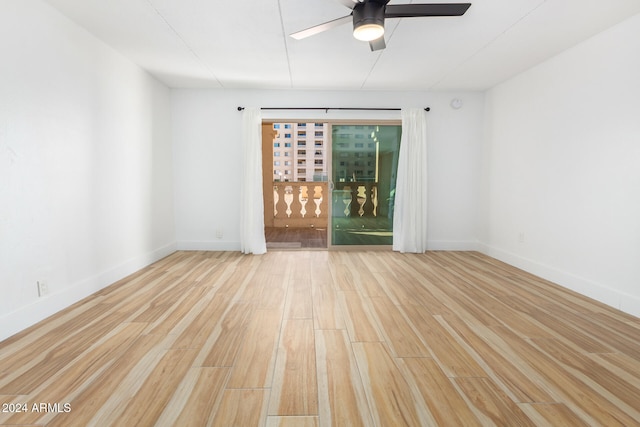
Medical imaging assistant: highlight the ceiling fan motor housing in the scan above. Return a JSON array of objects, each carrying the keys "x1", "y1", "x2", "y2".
[{"x1": 353, "y1": 2, "x2": 386, "y2": 35}]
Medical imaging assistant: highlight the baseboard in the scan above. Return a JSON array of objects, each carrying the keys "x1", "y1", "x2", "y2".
[
  {"x1": 176, "y1": 240, "x2": 241, "y2": 251},
  {"x1": 0, "y1": 242, "x2": 177, "y2": 342},
  {"x1": 427, "y1": 240, "x2": 481, "y2": 251},
  {"x1": 178, "y1": 240, "x2": 480, "y2": 252},
  {"x1": 478, "y1": 243, "x2": 640, "y2": 318}
]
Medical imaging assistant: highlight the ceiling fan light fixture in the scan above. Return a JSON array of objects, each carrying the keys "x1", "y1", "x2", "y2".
[
  {"x1": 353, "y1": 23, "x2": 384, "y2": 41},
  {"x1": 290, "y1": 1, "x2": 471, "y2": 51},
  {"x1": 352, "y1": 2, "x2": 385, "y2": 41}
]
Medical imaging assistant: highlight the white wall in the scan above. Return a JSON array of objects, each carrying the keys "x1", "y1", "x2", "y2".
[
  {"x1": 171, "y1": 89, "x2": 484, "y2": 251},
  {"x1": 0, "y1": 0, "x2": 176, "y2": 341},
  {"x1": 480, "y1": 13, "x2": 640, "y2": 316}
]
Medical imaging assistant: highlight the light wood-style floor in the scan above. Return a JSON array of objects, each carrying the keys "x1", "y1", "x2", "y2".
[{"x1": 1, "y1": 251, "x2": 640, "y2": 426}]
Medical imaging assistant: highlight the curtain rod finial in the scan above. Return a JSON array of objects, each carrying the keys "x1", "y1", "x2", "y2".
[
  {"x1": 425, "y1": 107, "x2": 431, "y2": 112},
  {"x1": 237, "y1": 106, "x2": 244, "y2": 111}
]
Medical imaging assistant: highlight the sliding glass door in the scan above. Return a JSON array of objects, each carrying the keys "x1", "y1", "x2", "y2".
[
  {"x1": 330, "y1": 124, "x2": 402, "y2": 246},
  {"x1": 263, "y1": 121, "x2": 401, "y2": 249}
]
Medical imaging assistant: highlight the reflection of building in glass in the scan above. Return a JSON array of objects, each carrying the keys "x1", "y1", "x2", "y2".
[
  {"x1": 332, "y1": 125, "x2": 378, "y2": 182},
  {"x1": 331, "y1": 124, "x2": 402, "y2": 220},
  {"x1": 272, "y1": 123, "x2": 328, "y2": 182}
]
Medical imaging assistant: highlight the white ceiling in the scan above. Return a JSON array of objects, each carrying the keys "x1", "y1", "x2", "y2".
[{"x1": 43, "y1": 0, "x2": 640, "y2": 91}]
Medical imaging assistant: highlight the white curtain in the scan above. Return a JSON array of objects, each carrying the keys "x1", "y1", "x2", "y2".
[
  {"x1": 393, "y1": 108, "x2": 429, "y2": 253},
  {"x1": 240, "y1": 107, "x2": 267, "y2": 254}
]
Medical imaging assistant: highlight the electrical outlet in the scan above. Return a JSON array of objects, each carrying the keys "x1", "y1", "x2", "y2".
[
  {"x1": 215, "y1": 229, "x2": 223, "y2": 239},
  {"x1": 518, "y1": 232, "x2": 525, "y2": 244},
  {"x1": 37, "y1": 281, "x2": 48, "y2": 297}
]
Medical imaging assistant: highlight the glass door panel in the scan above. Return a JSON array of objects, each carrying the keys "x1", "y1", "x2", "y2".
[
  {"x1": 330, "y1": 124, "x2": 401, "y2": 246},
  {"x1": 264, "y1": 121, "x2": 329, "y2": 249}
]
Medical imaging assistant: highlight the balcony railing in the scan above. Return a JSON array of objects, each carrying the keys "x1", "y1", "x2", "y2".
[
  {"x1": 333, "y1": 182, "x2": 379, "y2": 218},
  {"x1": 272, "y1": 182, "x2": 328, "y2": 227},
  {"x1": 270, "y1": 181, "x2": 381, "y2": 228}
]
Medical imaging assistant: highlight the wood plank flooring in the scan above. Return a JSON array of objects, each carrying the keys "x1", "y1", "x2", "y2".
[{"x1": 1, "y1": 251, "x2": 640, "y2": 426}]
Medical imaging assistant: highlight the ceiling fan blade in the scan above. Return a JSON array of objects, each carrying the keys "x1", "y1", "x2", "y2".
[
  {"x1": 369, "y1": 36, "x2": 386, "y2": 51},
  {"x1": 385, "y1": 3, "x2": 471, "y2": 18},
  {"x1": 290, "y1": 15, "x2": 352, "y2": 40},
  {"x1": 335, "y1": 0, "x2": 360, "y2": 9}
]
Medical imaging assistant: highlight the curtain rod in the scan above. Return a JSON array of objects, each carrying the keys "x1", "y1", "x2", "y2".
[{"x1": 237, "y1": 106, "x2": 430, "y2": 112}]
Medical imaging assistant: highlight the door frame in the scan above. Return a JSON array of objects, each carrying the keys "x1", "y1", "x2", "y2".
[{"x1": 262, "y1": 118, "x2": 401, "y2": 251}]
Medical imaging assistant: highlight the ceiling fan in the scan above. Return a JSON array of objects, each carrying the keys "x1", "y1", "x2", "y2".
[{"x1": 290, "y1": 0, "x2": 471, "y2": 51}]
